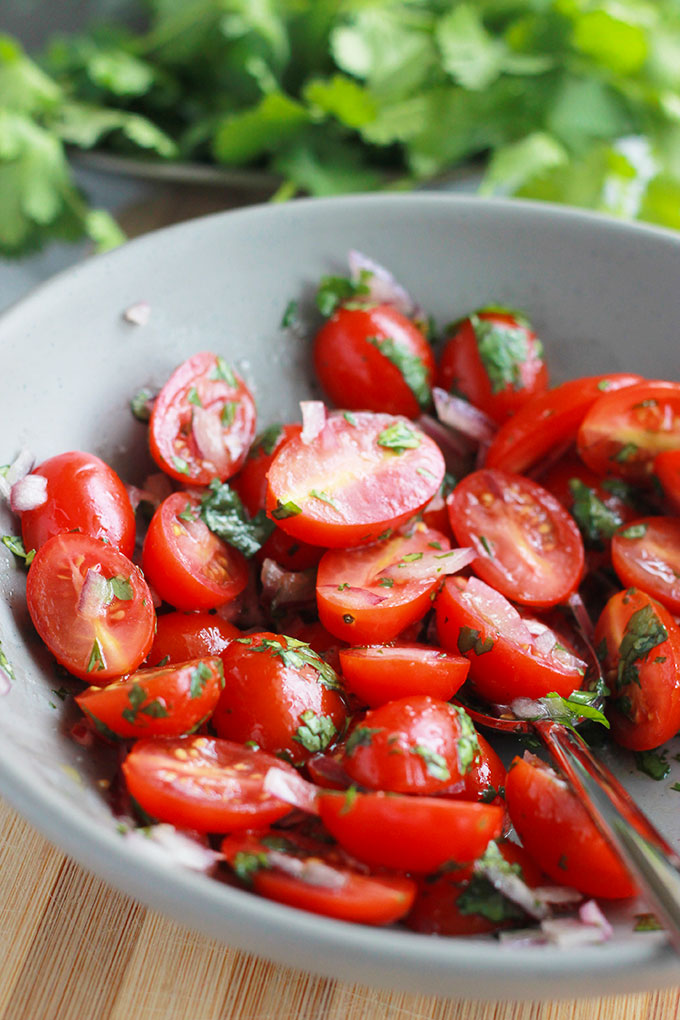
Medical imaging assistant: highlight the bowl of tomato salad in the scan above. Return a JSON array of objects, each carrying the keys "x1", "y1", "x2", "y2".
[{"x1": 1, "y1": 194, "x2": 680, "y2": 1000}]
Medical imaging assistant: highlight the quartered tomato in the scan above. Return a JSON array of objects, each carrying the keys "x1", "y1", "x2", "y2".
[
  {"x1": 611, "y1": 517, "x2": 680, "y2": 614},
  {"x1": 76, "y1": 657, "x2": 224, "y2": 739},
  {"x1": 26, "y1": 532, "x2": 154, "y2": 682},
  {"x1": 338, "y1": 643, "x2": 469, "y2": 706},
  {"x1": 265, "y1": 411, "x2": 444, "y2": 548},
  {"x1": 142, "y1": 492, "x2": 249, "y2": 611},
  {"x1": 436, "y1": 309, "x2": 548, "y2": 424},
  {"x1": 505, "y1": 754, "x2": 636, "y2": 898},
  {"x1": 149, "y1": 351, "x2": 256, "y2": 485},
  {"x1": 595, "y1": 587, "x2": 680, "y2": 750},
  {"x1": 447, "y1": 468, "x2": 584, "y2": 607},
  {"x1": 313, "y1": 304, "x2": 434, "y2": 418},
  {"x1": 122, "y1": 736, "x2": 298, "y2": 831},
  {"x1": 147, "y1": 611, "x2": 240, "y2": 667},
  {"x1": 578, "y1": 382, "x2": 680, "y2": 483},
  {"x1": 20, "y1": 450, "x2": 136, "y2": 558}
]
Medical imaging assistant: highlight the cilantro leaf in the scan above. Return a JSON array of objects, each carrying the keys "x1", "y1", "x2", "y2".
[
  {"x1": 376, "y1": 421, "x2": 421, "y2": 453},
  {"x1": 471, "y1": 314, "x2": 532, "y2": 394},
  {"x1": 568, "y1": 479, "x2": 623, "y2": 548},
  {"x1": 617, "y1": 603, "x2": 668, "y2": 690},
  {"x1": 293, "y1": 710, "x2": 338, "y2": 753},
  {"x1": 316, "y1": 273, "x2": 370, "y2": 317},
  {"x1": 366, "y1": 336, "x2": 431, "y2": 410},
  {"x1": 635, "y1": 749, "x2": 670, "y2": 781},
  {"x1": 200, "y1": 478, "x2": 274, "y2": 558}
]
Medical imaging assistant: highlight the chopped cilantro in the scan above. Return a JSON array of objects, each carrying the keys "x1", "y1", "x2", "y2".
[
  {"x1": 130, "y1": 387, "x2": 155, "y2": 422},
  {"x1": 617, "y1": 603, "x2": 667, "y2": 690},
  {"x1": 187, "y1": 386, "x2": 202, "y2": 407},
  {"x1": 253, "y1": 424, "x2": 283, "y2": 457},
  {"x1": 210, "y1": 357, "x2": 237, "y2": 387},
  {"x1": 367, "y1": 336, "x2": 431, "y2": 410},
  {"x1": 171, "y1": 455, "x2": 190, "y2": 475},
  {"x1": 200, "y1": 478, "x2": 274, "y2": 556},
  {"x1": 450, "y1": 704, "x2": 480, "y2": 774},
  {"x1": 671, "y1": 782, "x2": 680, "y2": 792},
  {"x1": 612, "y1": 442, "x2": 638, "y2": 463},
  {"x1": 568, "y1": 478, "x2": 623, "y2": 547},
  {"x1": 316, "y1": 273, "x2": 370, "y2": 317},
  {"x1": 412, "y1": 744, "x2": 450, "y2": 782},
  {"x1": 378, "y1": 577, "x2": 394, "y2": 588},
  {"x1": 251, "y1": 636, "x2": 342, "y2": 691},
  {"x1": 293, "y1": 710, "x2": 338, "y2": 753},
  {"x1": 178, "y1": 501, "x2": 196, "y2": 523},
  {"x1": 86, "y1": 638, "x2": 106, "y2": 673},
  {"x1": 108, "y1": 575, "x2": 133, "y2": 601},
  {"x1": 81, "y1": 707, "x2": 121, "y2": 742},
  {"x1": 633, "y1": 913, "x2": 663, "y2": 932},
  {"x1": 309, "y1": 488, "x2": 340, "y2": 510},
  {"x1": 376, "y1": 420, "x2": 422, "y2": 453},
  {"x1": 280, "y1": 299, "x2": 298, "y2": 329},
  {"x1": 479, "y1": 534, "x2": 494, "y2": 557},
  {"x1": 2, "y1": 534, "x2": 35, "y2": 565},
  {"x1": 189, "y1": 661, "x2": 213, "y2": 699},
  {"x1": 232, "y1": 850, "x2": 270, "y2": 885},
  {"x1": 271, "y1": 499, "x2": 302, "y2": 520},
  {"x1": 345, "y1": 726, "x2": 382, "y2": 756},
  {"x1": 341, "y1": 785, "x2": 359, "y2": 815},
  {"x1": 0, "y1": 642, "x2": 15, "y2": 682},
  {"x1": 634, "y1": 749, "x2": 670, "y2": 781},
  {"x1": 220, "y1": 401, "x2": 237, "y2": 427},
  {"x1": 619, "y1": 523, "x2": 648, "y2": 540},
  {"x1": 457, "y1": 626, "x2": 494, "y2": 656},
  {"x1": 521, "y1": 690, "x2": 610, "y2": 733},
  {"x1": 343, "y1": 411, "x2": 358, "y2": 426},
  {"x1": 399, "y1": 552, "x2": 423, "y2": 564},
  {"x1": 471, "y1": 314, "x2": 532, "y2": 393},
  {"x1": 457, "y1": 875, "x2": 526, "y2": 923}
]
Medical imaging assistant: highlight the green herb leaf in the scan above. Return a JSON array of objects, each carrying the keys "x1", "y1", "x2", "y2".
[
  {"x1": 210, "y1": 357, "x2": 237, "y2": 387},
  {"x1": 568, "y1": 478, "x2": 623, "y2": 548},
  {"x1": 617, "y1": 603, "x2": 668, "y2": 690},
  {"x1": 345, "y1": 726, "x2": 382, "y2": 756},
  {"x1": 619, "y1": 523, "x2": 648, "y2": 540},
  {"x1": 189, "y1": 661, "x2": 213, "y2": 699},
  {"x1": 450, "y1": 704, "x2": 480, "y2": 774},
  {"x1": 316, "y1": 273, "x2": 370, "y2": 317},
  {"x1": 635, "y1": 749, "x2": 670, "y2": 781},
  {"x1": 367, "y1": 336, "x2": 431, "y2": 410},
  {"x1": 293, "y1": 709, "x2": 338, "y2": 753},
  {"x1": 457, "y1": 626, "x2": 493, "y2": 656},
  {"x1": 200, "y1": 478, "x2": 274, "y2": 557},
  {"x1": 2, "y1": 534, "x2": 35, "y2": 565},
  {"x1": 470, "y1": 314, "x2": 532, "y2": 394},
  {"x1": 412, "y1": 744, "x2": 450, "y2": 782},
  {"x1": 376, "y1": 421, "x2": 422, "y2": 453},
  {"x1": 130, "y1": 387, "x2": 155, "y2": 422},
  {"x1": 271, "y1": 499, "x2": 302, "y2": 520}
]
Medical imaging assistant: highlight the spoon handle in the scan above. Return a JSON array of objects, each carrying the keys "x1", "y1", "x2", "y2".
[{"x1": 536, "y1": 719, "x2": 680, "y2": 952}]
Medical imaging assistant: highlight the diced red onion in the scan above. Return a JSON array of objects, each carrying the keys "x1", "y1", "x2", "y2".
[
  {"x1": 306, "y1": 752, "x2": 352, "y2": 790},
  {"x1": 124, "y1": 824, "x2": 222, "y2": 873},
  {"x1": 348, "y1": 249, "x2": 424, "y2": 323},
  {"x1": 533, "y1": 885, "x2": 583, "y2": 906},
  {"x1": 123, "y1": 300, "x2": 151, "y2": 326},
  {"x1": 260, "y1": 559, "x2": 316, "y2": 610},
  {"x1": 417, "y1": 415, "x2": 475, "y2": 476},
  {"x1": 433, "y1": 387, "x2": 497, "y2": 444},
  {"x1": 77, "y1": 568, "x2": 110, "y2": 618},
  {"x1": 474, "y1": 857, "x2": 549, "y2": 921},
  {"x1": 540, "y1": 916, "x2": 610, "y2": 947},
  {"x1": 378, "y1": 546, "x2": 474, "y2": 584},
  {"x1": 579, "y1": 898, "x2": 614, "y2": 938},
  {"x1": 3, "y1": 447, "x2": 35, "y2": 489},
  {"x1": 300, "y1": 401, "x2": 327, "y2": 444},
  {"x1": 530, "y1": 624, "x2": 558, "y2": 657},
  {"x1": 464, "y1": 577, "x2": 533, "y2": 646},
  {"x1": 263, "y1": 766, "x2": 320, "y2": 816},
  {"x1": 9, "y1": 473, "x2": 48, "y2": 513},
  {"x1": 192, "y1": 407, "x2": 231, "y2": 475},
  {"x1": 317, "y1": 584, "x2": 387, "y2": 607},
  {"x1": 70, "y1": 720, "x2": 96, "y2": 747},
  {"x1": 267, "y1": 850, "x2": 348, "y2": 890},
  {"x1": 498, "y1": 928, "x2": 547, "y2": 947}
]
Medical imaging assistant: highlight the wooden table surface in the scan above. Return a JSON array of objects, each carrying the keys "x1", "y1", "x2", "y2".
[{"x1": 3, "y1": 184, "x2": 679, "y2": 1019}]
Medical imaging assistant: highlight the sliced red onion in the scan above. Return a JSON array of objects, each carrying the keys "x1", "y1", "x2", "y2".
[
  {"x1": 567, "y1": 591, "x2": 595, "y2": 643},
  {"x1": 192, "y1": 407, "x2": 231, "y2": 475},
  {"x1": 70, "y1": 719, "x2": 96, "y2": 747},
  {"x1": 316, "y1": 584, "x2": 388, "y2": 607},
  {"x1": 124, "y1": 824, "x2": 222, "y2": 873},
  {"x1": 433, "y1": 387, "x2": 497, "y2": 444},
  {"x1": 123, "y1": 300, "x2": 151, "y2": 326},
  {"x1": 498, "y1": 928, "x2": 547, "y2": 947},
  {"x1": 306, "y1": 752, "x2": 352, "y2": 790},
  {"x1": 378, "y1": 546, "x2": 474, "y2": 584},
  {"x1": 474, "y1": 857, "x2": 549, "y2": 921},
  {"x1": 540, "y1": 916, "x2": 611, "y2": 947},
  {"x1": 300, "y1": 401, "x2": 327, "y2": 444},
  {"x1": 77, "y1": 568, "x2": 110, "y2": 618},
  {"x1": 3, "y1": 447, "x2": 35, "y2": 490},
  {"x1": 534, "y1": 885, "x2": 583, "y2": 906},
  {"x1": 417, "y1": 414, "x2": 475, "y2": 476},
  {"x1": 9, "y1": 473, "x2": 48, "y2": 513},
  {"x1": 579, "y1": 898, "x2": 613, "y2": 938},
  {"x1": 348, "y1": 249, "x2": 424, "y2": 323},
  {"x1": 263, "y1": 766, "x2": 320, "y2": 816},
  {"x1": 267, "y1": 850, "x2": 348, "y2": 890},
  {"x1": 530, "y1": 623, "x2": 558, "y2": 657},
  {"x1": 260, "y1": 559, "x2": 316, "y2": 610},
  {"x1": 464, "y1": 577, "x2": 533, "y2": 646}
]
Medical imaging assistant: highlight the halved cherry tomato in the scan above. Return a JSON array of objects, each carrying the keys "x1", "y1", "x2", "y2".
[
  {"x1": 222, "y1": 830, "x2": 416, "y2": 926},
  {"x1": 436, "y1": 309, "x2": 547, "y2": 424},
  {"x1": 212, "y1": 633, "x2": 348, "y2": 765},
  {"x1": 505, "y1": 754, "x2": 636, "y2": 898},
  {"x1": 122, "y1": 736, "x2": 298, "y2": 831},
  {"x1": 447, "y1": 469, "x2": 584, "y2": 607},
  {"x1": 76, "y1": 657, "x2": 223, "y2": 739},
  {"x1": 454, "y1": 733, "x2": 507, "y2": 804},
  {"x1": 611, "y1": 517, "x2": 680, "y2": 615},
  {"x1": 149, "y1": 351, "x2": 256, "y2": 485},
  {"x1": 578, "y1": 382, "x2": 680, "y2": 483},
  {"x1": 338, "y1": 643, "x2": 469, "y2": 706},
  {"x1": 484, "y1": 374, "x2": 642, "y2": 475},
  {"x1": 654, "y1": 449, "x2": 680, "y2": 512},
  {"x1": 316, "y1": 525, "x2": 452, "y2": 644},
  {"x1": 142, "y1": 492, "x2": 249, "y2": 611},
  {"x1": 26, "y1": 532, "x2": 154, "y2": 682},
  {"x1": 147, "y1": 611, "x2": 240, "y2": 667},
  {"x1": 313, "y1": 304, "x2": 435, "y2": 418},
  {"x1": 318, "y1": 788, "x2": 503, "y2": 873},
  {"x1": 265, "y1": 411, "x2": 444, "y2": 548},
  {"x1": 595, "y1": 587, "x2": 680, "y2": 750},
  {"x1": 20, "y1": 451, "x2": 136, "y2": 558}
]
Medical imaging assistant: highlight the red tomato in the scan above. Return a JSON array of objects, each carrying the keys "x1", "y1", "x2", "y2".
[
  {"x1": 435, "y1": 576, "x2": 586, "y2": 703},
  {"x1": 455, "y1": 733, "x2": 507, "y2": 804},
  {"x1": 20, "y1": 451, "x2": 136, "y2": 558},
  {"x1": 26, "y1": 532, "x2": 154, "y2": 682},
  {"x1": 313, "y1": 304, "x2": 435, "y2": 418},
  {"x1": 340, "y1": 696, "x2": 481, "y2": 795},
  {"x1": 316, "y1": 525, "x2": 452, "y2": 644},
  {"x1": 436, "y1": 309, "x2": 548, "y2": 424},
  {"x1": 212, "y1": 633, "x2": 348, "y2": 765},
  {"x1": 654, "y1": 449, "x2": 680, "y2": 512},
  {"x1": 75, "y1": 657, "x2": 223, "y2": 739},
  {"x1": 595, "y1": 587, "x2": 680, "y2": 750},
  {"x1": 149, "y1": 351, "x2": 256, "y2": 485},
  {"x1": 122, "y1": 736, "x2": 298, "y2": 831},
  {"x1": 318, "y1": 789, "x2": 503, "y2": 873},
  {"x1": 578, "y1": 382, "x2": 680, "y2": 483},
  {"x1": 447, "y1": 469, "x2": 584, "y2": 607},
  {"x1": 265, "y1": 411, "x2": 444, "y2": 548},
  {"x1": 611, "y1": 517, "x2": 680, "y2": 615},
  {"x1": 147, "y1": 611, "x2": 240, "y2": 667},
  {"x1": 505, "y1": 755, "x2": 636, "y2": 898},
  {"x1": 485, "y1": 374, "x2": 642, "y2": 475},
  {"x1": 338, "y1": 643, "x2": 469, "y2": 706},
  {"x1": 142, "y1": 492, "x2": 249, "y2": 611},
  {"x1": 222, "y1": 830, "x2": 416, "y2": 926}
]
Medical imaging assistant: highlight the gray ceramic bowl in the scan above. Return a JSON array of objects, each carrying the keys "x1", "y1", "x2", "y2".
[{"x1": 1, "y1": 194, "x2": 680, "y2": 1001}]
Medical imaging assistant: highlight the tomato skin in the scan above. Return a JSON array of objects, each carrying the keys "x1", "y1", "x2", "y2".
[
  {"x1": 338, "y1": 643, "x2": 469, "y2": 707},
  {"x1": 318, "y1": 789, "x2": 504, "y2": 873},
  {"x1": 505, "y1": 755, "x2": 636, "y2": 898},
  {"x1": 75, "y1": 657, "x2": 223, "y2": 739},
  {"x1": 485, "y1": 374, "x2": 643, "y2": 475},
  {"x1": 265, "y1": 411, "x2": 445, "y2": 549},
  {"x1": 212, "y1": 632, "x2": 348, "y2": 765},
  {"x1": 147, "y1": 611, "x2": 240, "y2": 667},
  {"x1": 149, "y1": 351, "x2": 257, "y2": 485},
  {"x1": 594, "y1": 588, "x2": 680, "y2": 750},
  {"x1": 436, "y1": 311, "x2": 548, "y2": 424},
  {"x1": 611, "y1": 517, "x2": 680, "y2": 615},
  {"x1": 453, "y1": 733, "x2": 507, "y2": 805},
  {"x1": 26, "y1": 532, "x2": 154, "y2": 682},
  {"x1": 20, "y1": 451, "x2": 136, "y2": 558},
  {"x1": 447, "y1": 469, "x2": 584, "y2": 607},
  {"x1": 654, "y1": 450, "x2": 680, "y2": 512},
  {"x1": 142, "y1": 492, "x2": 249, "y2": 611},
  {"x1": 313, "y1": 304, "x2": 435, "y2": 418},
  {"x1": 122, "y1": 736, "x2": 298, "y2": 832}
]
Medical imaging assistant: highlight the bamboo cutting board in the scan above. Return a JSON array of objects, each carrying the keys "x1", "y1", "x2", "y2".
[{"x1": 0, "y1": 797, "x2": 678, "y2": 1020}]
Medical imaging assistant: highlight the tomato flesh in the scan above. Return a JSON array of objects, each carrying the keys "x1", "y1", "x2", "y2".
[
  {"x1": 338, "y1": 643, "x2": 469, "y2": 706},
  {"x1": 147, "y1": 611, "x2": 240, "y2": 667}
]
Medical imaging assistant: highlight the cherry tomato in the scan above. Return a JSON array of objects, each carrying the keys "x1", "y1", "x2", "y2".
[
  {"x1": 485, "y1": 374, "x2": 642, "y2": 475},
  {"x1": 318, "y1": 788, "x2": 504, "y2": 873},
  {"x1": 454, "y1": 733, "x2": 507, "y2": 804},
  {"x1": 611, "y1": 517, "x2": 680, "y2": 614},
  {"x1": 75, "y1": 657, "x2": 223, "y2": 739},
  {"x1": 26, "y1": 532, "x2": 154, "y2": 682},
  {"x1": 313, "y1": 304, "x2": 435, "y2": 418},
  {"x1": 447, "y1": 469, "x2": 584, "y2": 607},
  {"x1": 20, "y1": 451, "x2": 136, "y2": 558},
  {"x1": 654, "y1": 449, "x2": 680, "y2": 512},
  {"x1": 436, "y1": 309, "x2": 547, "y2": 424},
  {"x1": 142, "y1": 492, "x2": 249, "y2": 611},
  {"x1": 122, "y1": 736, "x2": 298, "y2": 831},
  {"x1": 338, "y1": 643, "x2": 469, "y2": 707},
  {"x1": 505, "y1": 754, "x2": 636, "y2": 898},
  {"x1": 595, "y1": 587, "x2": 680, "y2": 750},
  {"x1": 147, "y1": 611, "x2": 240, "y2": 667},
  {"x1": 212, "y1": 633, "x2": 348, "y2": 765},
  {"x1": 265, "y1": 411, "x2": 444, "y2": 548},
  {"x1": 149, "y1": 351, "x2": 256, "y2": 485},
  {"x1": 316, "y1": 525, "x2": 451, "y2": 644},
  {"x1": 578, "y1": 382, "x2": 680, "y2": 483}
]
